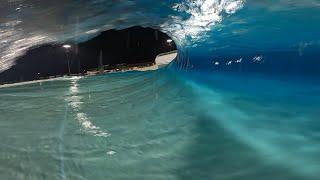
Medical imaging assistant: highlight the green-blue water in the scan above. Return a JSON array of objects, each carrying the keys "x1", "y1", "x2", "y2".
[
  {"x1": 1, "y1": 0, "x2": 320, "y2": 179},
  {"x1": 0, "y1": 69, "x2": 319, "y2": 179}
]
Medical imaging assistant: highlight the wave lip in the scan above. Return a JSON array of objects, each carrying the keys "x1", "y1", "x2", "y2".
[{"x1": 162, "y1": 0, "x2": 245, "y2": 45}]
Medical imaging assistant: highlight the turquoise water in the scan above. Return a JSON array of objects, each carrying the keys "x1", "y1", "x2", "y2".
[
  {"x1": 1, "y1": 0, "x2": 320, "y2": 179},
  {"x1": 1, "y1": 69, "x2": 319, "y2": 179}
]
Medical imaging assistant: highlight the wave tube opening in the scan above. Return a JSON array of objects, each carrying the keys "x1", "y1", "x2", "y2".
[{"x1": 0, "y1": 0, "x2": 320, "y2": 180}]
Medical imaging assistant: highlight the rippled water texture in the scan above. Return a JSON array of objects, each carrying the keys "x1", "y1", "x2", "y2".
[
  {"x1": 1, "y1": 0, "x2": 320, "y2": 179},
  {"x1": 0, "y1": 69, "x2": 319, "y2": 179}
]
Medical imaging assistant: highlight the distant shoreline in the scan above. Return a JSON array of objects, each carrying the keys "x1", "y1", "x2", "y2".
[
  {"x1": 0, "y1": 63, "x2": 159, "y2": 88},
  {"x1": 0, "y1": 50, "x2": 177, "y2": 88}
]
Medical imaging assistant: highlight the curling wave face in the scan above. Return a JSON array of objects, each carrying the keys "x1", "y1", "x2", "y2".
[
  {"x1": 1, "y1": 0, "x2": 320, "y2": 73},
  {"x1": 1, "y1": 0, "x2": 246, "y2": 72},
  {"x1": 1, "y1": 1, "x2": 320, "y2": 179}
]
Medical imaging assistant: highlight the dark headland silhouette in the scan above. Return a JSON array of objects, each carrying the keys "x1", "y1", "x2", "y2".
[{"x1": 0, "y1": 26, "x2": 176, "y2": 84}]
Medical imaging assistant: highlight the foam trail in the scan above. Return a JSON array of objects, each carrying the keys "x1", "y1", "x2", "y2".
[
  {"x1": 57, "y1": 103, "x2": 68, "y2": 180},
  {"x1": 65, "y1": 77, "x2": 110, "y2": 137}
]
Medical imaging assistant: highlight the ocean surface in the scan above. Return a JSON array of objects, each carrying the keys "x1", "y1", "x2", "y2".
[
  {"x1": 0, "y1": 68, "x2": 319, "y2": 179},
  {"x1": 1, "y1": 0, "x2": 320, "y2": 179}
]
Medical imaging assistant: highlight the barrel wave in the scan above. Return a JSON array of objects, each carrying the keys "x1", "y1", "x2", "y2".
[{"x1": 0, "y1": 0, "x2": 320, "y2": 179}]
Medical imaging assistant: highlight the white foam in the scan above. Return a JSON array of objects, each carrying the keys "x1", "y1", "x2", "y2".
[
  {"x1": 66, "y1": 78, "x2": 111, "y2": 138},
  {"x1": 162, "y1": 0, "x2": 245, "y2": 45}
]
